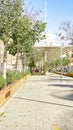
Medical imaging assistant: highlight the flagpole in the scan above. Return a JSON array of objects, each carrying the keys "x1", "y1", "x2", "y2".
[
  {"x1": 44, "y1": 0, "x2": 47, "y2": 46},
  {"x1": 45, "y1": 0, "x2": 47, "y2": 23}
]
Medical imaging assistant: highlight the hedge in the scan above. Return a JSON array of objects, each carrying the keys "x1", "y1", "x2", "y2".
[{"x1": 0, "y1": 70, "x2": 30, "y2": 90}]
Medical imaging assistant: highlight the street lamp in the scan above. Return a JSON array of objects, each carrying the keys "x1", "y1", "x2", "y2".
[{"x1": 58, "y1": 33, "x2": 64, "y2": 82}]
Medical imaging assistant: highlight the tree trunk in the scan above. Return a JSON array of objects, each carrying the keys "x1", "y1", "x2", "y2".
[
  {"x1": 21, "y1": 52, "x2": 25, "y2": 73},
  {"x1": 15, "y1": 42, "x2": 19, "y2": 73},
  {"x1": 3, "y1": 44, "x2": 7, "y2": 79}
]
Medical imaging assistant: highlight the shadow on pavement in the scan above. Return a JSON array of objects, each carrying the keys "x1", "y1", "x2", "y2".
[
  {"x1": 51, "y1": 89, "x2": 73, "y2": 101},
  {"x1": 48, "y1": 78, "x2": 73, "y2": 82},
  {"x1": 51, "y1": 84, "x2": 73, "y2": 88},
  {"x1": 12, "y1": 96, "x2": 73, "y2": 108},
  {"x1": 56, "y1": 93, "x2": 73, "y2": 101}
]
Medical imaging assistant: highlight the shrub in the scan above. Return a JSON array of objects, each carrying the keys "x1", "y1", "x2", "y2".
[
  {"x1": 0, "y1": 70, "x2": 30, "y2": 90},
  {"x1": 6, "y1": 71, "x2": 27, "y2": 85},
  {"x1": 6, "y1": 71, "x2": 15, "y2": 85},
  {"x1": 24, "y1": 71, "x2": 30, "y2": 76},
  {"x1": 15, "y1": 71, "x2": 30, "y2": 80},
  {"x1": 0, "y1": 75, "x2": 5, "y2": 90},
  {"x1": 15, "y1": 72, "x2": 24, "y2": 80}
]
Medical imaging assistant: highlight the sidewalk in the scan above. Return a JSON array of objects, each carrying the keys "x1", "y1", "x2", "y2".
[{"x1": 0, "y1": 73, "x2": 73, "y2": 130}]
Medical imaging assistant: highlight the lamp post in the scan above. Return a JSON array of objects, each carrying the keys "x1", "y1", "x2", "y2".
[
  {"x1": 58, "y1": 33, "x2": 64, "y2": 82},
  {"x1": 60, "y1": 43, "x2": 63, "y2": 82}
]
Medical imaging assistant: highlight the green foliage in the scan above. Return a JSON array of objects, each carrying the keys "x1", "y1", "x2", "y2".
[
  {"x1": 15, "y1": 72, "x2": 24, "y2": 80},
  {"x1": 49, "y1": 59, "x2": 61, "y2": 69},
  {"x1": 0, "y1": 0, "x2": 46, "y2": 55},
  {"x1": 0, "y1": 0, "x2": 14, "y2": 42},
  {"x1": 49, "y1": 58, "x2": 70, "y2": 69},
  {"x1": 6, "y1": 71, "x2": 15, "y2": 85},
  {"x1": 0, "y1": 70, "x2": 30, "y2": 90},
  {"x1": 55, "y1": 59, "x2": 61, "y2": 67},
  {"x1": 6, "y1": 71, "x2": 24, "y2": 85},
  {"x1": 49, "y1": 62, "x2": 55, "y2": 68},
  {"x1": 24, "y1": 71, "x2": 31, "y2": 76},
  {"x1": 28, "y1": 57, "x2": 36, "y2": 68},
  {"x1": 6, "y1": 70, "x2": 30, "y2": 86},
  {"x1": 0, "y1": 0, "x2": 46, "y2": 76},
  {"x1": 62, "y1": 58, "x2": 70, "y2": 66},
  {"x1": 0, "y1": 0, "x2": 24, "y2": 78},
  {"x1": 8, "y1": 18, "x2": 46, "y2": 56},
  {"x1": 71, "y1": 54, "x2": 73, "y2": 58},
  {"x1": 0, "y1": 74, "x2": 5, "y2": 90}
]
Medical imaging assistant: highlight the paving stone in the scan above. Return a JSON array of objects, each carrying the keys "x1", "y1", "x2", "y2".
[{"x1": 0, "y1": 73, "x2": 73, "y2": 130}]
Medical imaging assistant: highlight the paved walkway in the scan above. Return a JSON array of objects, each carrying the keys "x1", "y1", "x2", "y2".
[{"x1": 0, "y1": 73, "x2": 73, "y2": 130}]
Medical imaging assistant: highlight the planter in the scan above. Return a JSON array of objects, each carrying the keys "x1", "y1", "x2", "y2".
[
  {"x1": 54, "y1": 72, "x2": 73, "y2": 78},
  {"x1": 0, "y1": 75, "x2": 30, "y2": 107}
]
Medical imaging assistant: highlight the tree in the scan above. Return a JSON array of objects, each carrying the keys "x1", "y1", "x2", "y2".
[
  {"x1": 49, "y1": 59, "x2": 61, "y2": 70},
  {"x1": 28, "y1": 57, "x2": 36, "y2": 73},
  {"x1": 0, "y1": 0, "x2": 46, "y2": 77},
  {"x1": 7, "y1": 17, "x2": 46, "y2": 72},
  {"x1": 62, "y1": 58, "x2": 70, "y2": 67},
  {"x1": 0, "y1": 0, "x2": 25, "y2": 76},
  {"x1": 0, "y1": 0, "x2": 15, "y2": 79},
  {"x1": 59, "y1": 21, "x2": 73, "y2": 44},
  {"x1": 54, "y1": 59, "x2": 61, "y2": 69}
]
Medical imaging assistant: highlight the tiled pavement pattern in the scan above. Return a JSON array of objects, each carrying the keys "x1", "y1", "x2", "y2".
[{"x1": 0, "y1": 73, "x2": 73, "y2": 130}]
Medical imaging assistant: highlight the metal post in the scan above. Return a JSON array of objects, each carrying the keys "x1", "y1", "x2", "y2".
[
  {"x1": 58, "y1": 33, "x2": 64, "y2": 82},
  {"x1": 60, "y1": 44, "x2": 63, "y2": 82}
]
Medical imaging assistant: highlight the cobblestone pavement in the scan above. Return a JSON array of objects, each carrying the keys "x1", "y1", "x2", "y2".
[{"x1": 0, "y1": 73, "x2": 73, "y2": 130}]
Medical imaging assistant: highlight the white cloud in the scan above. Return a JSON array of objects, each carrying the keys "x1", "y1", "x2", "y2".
[{"x1": 35, "y1": 32, "x2": 56, "y2": 47}]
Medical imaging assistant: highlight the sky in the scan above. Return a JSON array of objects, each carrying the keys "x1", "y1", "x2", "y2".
[{"x1": 24, "y1": 0, "x2": 73, "y2": 46}]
